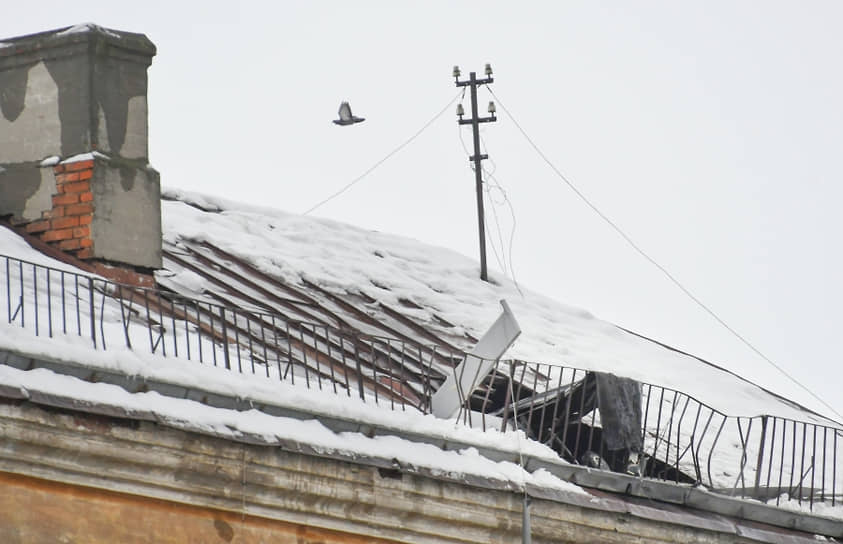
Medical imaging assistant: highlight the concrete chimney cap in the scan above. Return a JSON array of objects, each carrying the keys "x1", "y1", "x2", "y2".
[{"x1": 0, "y1": 23, "x2": 156, "y2": 63}]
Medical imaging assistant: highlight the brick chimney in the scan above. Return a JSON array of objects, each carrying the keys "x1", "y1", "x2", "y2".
[{"x1": 0, "y1": 23, "x2": 162, "y2": 276}]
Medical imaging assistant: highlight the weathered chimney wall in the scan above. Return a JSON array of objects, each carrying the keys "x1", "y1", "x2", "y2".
[{"x1": 0, "y1": 23, "x2": 161, "y2": 270}]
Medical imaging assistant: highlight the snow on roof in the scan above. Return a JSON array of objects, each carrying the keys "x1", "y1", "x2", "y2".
[
  {"x1": 4, "y1": 189, "x2": 843, "y2": 529},
  {"x1": 159, "y1": 188, "x2": 836, "y2": 426},
  {"x1": 0, "y1": 352, "x2": 587, "y2": 499}
]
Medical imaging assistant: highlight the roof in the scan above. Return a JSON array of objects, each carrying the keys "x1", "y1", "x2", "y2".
[
  {"x1": 1, "y1": 187, "x2": 842, "y2": 539},
  {"x1": 158, "y1": 188, "x2": 836, "y2": 425}
]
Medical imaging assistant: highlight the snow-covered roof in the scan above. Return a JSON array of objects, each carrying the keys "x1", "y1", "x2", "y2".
[
  {"x1": 3, "y1": 188, "x2": 843, "y2": 535},
  {"x1": 159, "y1": 188, "x2": 836, "y2": 426}
]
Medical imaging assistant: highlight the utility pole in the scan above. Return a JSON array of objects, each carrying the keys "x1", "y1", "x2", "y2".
[{"x1": 454, "y1": 64, "x2": 497, "y2": 282}]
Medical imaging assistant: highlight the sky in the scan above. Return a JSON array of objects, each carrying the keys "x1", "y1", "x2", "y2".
[{"x1": 3, "y1": 2, "x2": 842, "y2": 418}]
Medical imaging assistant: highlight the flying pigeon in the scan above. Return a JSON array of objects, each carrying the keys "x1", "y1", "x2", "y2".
[{"x1": 333, "y1": 101, "x2": 365, "y2": 126}]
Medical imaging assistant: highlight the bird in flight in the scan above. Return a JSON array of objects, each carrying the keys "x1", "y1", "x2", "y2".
[{"x1": 333, "y1": 101, "x2": 365, "y2": 126}]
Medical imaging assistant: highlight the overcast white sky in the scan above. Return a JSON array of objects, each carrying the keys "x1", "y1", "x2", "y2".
[{"x1": 4, "y1": 2, "x2": 842, "y2": 418}]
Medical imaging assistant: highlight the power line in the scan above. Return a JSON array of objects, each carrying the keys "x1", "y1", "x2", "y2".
[
  {"x1": 459, "y1": 123, "x2": 524, "y2": 295},
  {"x1": 488, "y1": 86, "x2": 843, "y2": 422},
  {"x1": 303, "y1": 90, "x2": 463, "y2": 215}
]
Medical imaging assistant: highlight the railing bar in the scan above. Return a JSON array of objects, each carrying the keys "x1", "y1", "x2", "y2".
[
  {"x1": 675, "y1": 396, "x2": 691, "y2": 483},
  {"x1": 810, "y1": 425, "x2": 817, "y2": 509},
  {"x1": 559, "y1": 369, "x2": 578, "y2": 462},
  {"x1": 75, "y1": 275, "x2": 80, "y2": 336},
  {"x1": 284, "y1": 321, "x2": 296, "y2": 385},
  {"x1": 246, "y1": 314, "x2": 255, "y2": 374},
  {"x1": 5, "y1": 258, "x2": 10, "y2": 323},
  {"x1": 145, "y1": 290, "x2": 155, "y2": 353},
  {"x1": 479, "y1": 361, "x2": 497, "y2": 431},
  {"x1": 46, "y1": 269, "x2": 52, "y2": 337},
  {"x1": 399, "y1": 343, "x2": 408, "y2": 411},
  {"x1": 271, "y1": 315, "x2": 282, "y2": 380},
  {"x1": 500, "y1": 362, "x2": 514, "y2": 433},
  {"x1": 652, "y1": 387, "x2": 666, "y2": 469},
  {"x1": 776, "y1": 421, "x2": 787, "y2": 506},
  {"x1": 573, "y1": 371, "x2": 590, "y2": 465},
  {"x1": 546, "y1": 366, "x2": 565, "y2": 447},
  {"x1": 156, "y1": 291, "x2": 166, "y2": 357},
  {"x1": 98, "y1": 280, "x2": 107, "y2": 350},
  {"x1": 821, "y1": 427, "x2": 827, "y2": 504},
  {"x1": 833, "y1": 431, "x2": 838, "y2": 507},
  {"x1": 208, "y1": 303, "x2": 217, "y2": 367},
  {"x1": 514, "y1": 362, "x2": 529, "y2": 435},
  {"x1": 664, "y1": 391, "x2": 678, "y2": 472},
  {"x1": 788, "y1": 420, "x2": 797, "y2": 501},
  {"x1": 685, "y1": 402, "x2": 703, "y2": 483},
  {"x1": 314, "y1": 325, "x2": 323, "y2": 390},
  {"x1": 370, "y1": 337, "x2": 379, "y2": 405},
  {"x1": 170, "y1": 298, "x2": 178, "y2": 358},
  {"x1": 116, "y1": 286, "x2": 127, "y2": 348},
  {"x1": 387, "y1": 339, "x2": 397, "y2": 410},
  {"x1": 693, "y1": 409, "x2": 714, "y2": 485},
  {"x1": 341, "y1": 333, "x2": 353, "y2": 397},
  {"x1": 419, "y1": 345, "x2": 430, "y2": 411},
  {"x1": 60, "y1": 271, "x2": 66, "y2": 334},
  {"x1": 352, "y1": 338, "x2": 364, "y2": 401},
  {"x1": 706, "y1": 416, "x2": 727, "y2": 489},
  {"x1": 733, "y1": 418, "x2": 752, "y2": 497},
  {"x1": 799, "y1": 423, "x2": 808, "y2": 505},
  {"x1": 184, "y1": 301, "x2": 191, "y2": 361},
  {"x1": 260, "y1": 317, "x2": 269, "y2": 378},
  {"x1": 587, "y1": 393, "x2": 598, "y2": 459},
  {"x1": 299, "y1": 324, "x2": 310, "y2": 389},
  {"x1": 88, "y1": 277, "x2": 96, "y2": 348},
  {"x1": 641, "y1": 383, "x2": 652, "y2": 472},
  {"x1": 18, "y1": 261, "x2": 24, "y2": 328},
  {"x1": 233, "y1": 310, "x2": 242, "y2": 373},
  {"x1": 33, "y1": 264, "x2": 39, "y2": 336},
  {"x1": 765, "y1": 418, "x2": 777, "y2": 496},
  {"x1": 525, "y1": 363, "x2": 541, "y2": 438}
]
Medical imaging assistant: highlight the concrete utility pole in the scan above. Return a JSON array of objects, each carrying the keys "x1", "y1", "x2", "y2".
[{"x1": 454, "y1": 64, "x2": 497, "y2": 282}]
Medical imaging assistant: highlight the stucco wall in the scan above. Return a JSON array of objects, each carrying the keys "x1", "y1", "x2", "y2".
[
  {"x1": 0, "y1": 164, "x2": 55, "y2": 221},
  {"x1": 0, "y1": 25, "x2": 155, "y2": 228},
  {"x1": 0, "y1": 472, "x2": 398, "y2": 544},
  {"x1": 90, "y1": 161, "x2": 162, "y2": 268},
  {"x1": 0, "y1": 395, "x2": 809, "y2": 544}
]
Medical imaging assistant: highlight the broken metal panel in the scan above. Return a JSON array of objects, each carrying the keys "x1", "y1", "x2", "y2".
[{"x1": 430, "y1": 300, "x2": 521, "y2": 419}]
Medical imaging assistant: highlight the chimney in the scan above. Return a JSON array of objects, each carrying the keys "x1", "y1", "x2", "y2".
[{"x1": 0, "y1": 23, "x2": 162, "y2": 275}]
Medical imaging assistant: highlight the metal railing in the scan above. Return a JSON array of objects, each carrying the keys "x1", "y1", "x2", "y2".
[{"x1": 2, "y1": 251, "x2": 841, "y2": 509}]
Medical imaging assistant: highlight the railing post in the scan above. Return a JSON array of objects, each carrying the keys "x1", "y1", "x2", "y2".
[
  {"x1": 353, "y1": 341, "x2": 365, "y2": 402},
  {"x1": 88, "y1": 277, "x2": 96, "y2": 348},
  {"x1": 219, "y1": 306, "x2": 231, "y2": 370},
  {"x1": 753, "y1": 416, "x2": 768, "y2": 499}
]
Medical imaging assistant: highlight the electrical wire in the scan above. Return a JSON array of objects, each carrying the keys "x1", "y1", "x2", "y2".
[
  {"x1": 459, "y1": 123, "x2": 508, "y2": 274},
  {"x1": 303, "y1": 90, "x2": 463, "y2": 215},
  {"x1": 488, "y1": 86, "x2": 843, "y2": 422},
  {"x1": 485, "y1": 188, "x2": 509, "y2": 275},
  {"x1": 483, "y1": 166, "x2": 524, "y2": 298},
  {"x1": 458, "y1": 122, "x2": 524, "y2": 295},
  {"x1": 479, "y1": 132, "x2": 524, "y2": 296}
]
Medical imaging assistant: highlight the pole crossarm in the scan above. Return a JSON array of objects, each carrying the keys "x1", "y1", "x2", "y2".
[
  {"x1": 456, "y1": 76, "x2": 493, "y2": 87},
  {"x1": 458, "y1": 116, "x2": 497, "y2": 125}
]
